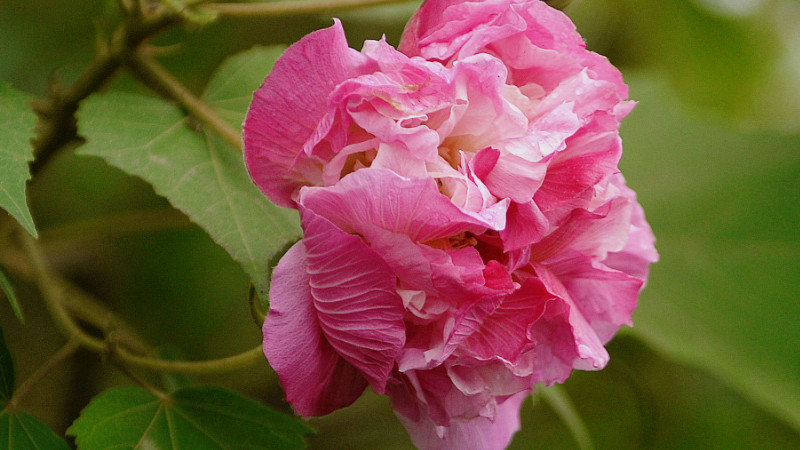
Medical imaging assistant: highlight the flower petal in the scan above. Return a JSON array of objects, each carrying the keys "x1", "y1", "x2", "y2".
[
  {"x1": 534, "y1": 113, "x2": 624, "y2": 212},
  {"x1": 299, "y1": 168, "x2": 503, "y2": 241},
  {"x1": 455, "y1": 277, "x2": 552, "y2": 363},
  {"x1": 471, "y1": 148, "x2": 547, "y2": 204},
  {"x1": 531, "y1": 263, "x2": 609, "y2": 379},
  {"x1": 300, "y1": 204, "x2": 406, "y2": 393},
  {"x1": 545, "y1": 250, "x2": 643, "y2": 343},
  {"x1": 530, "y1": 196, "x2": 633, "y2": 262},
  {"x1": 393, "y1": 378, "x2": 529, "y2": 450},
  {"x1": 500, "y1": 200, "x2": 549, "y2": 251},
  {"x1": 263, "y1": 242, "x2": 368, "y2": 416},
  {"x1": 244, "y1": 20, "x2": 376, "y2": 207},
  {"x1": 602, "y1": 175, "x2": 659, "y2": 281}
]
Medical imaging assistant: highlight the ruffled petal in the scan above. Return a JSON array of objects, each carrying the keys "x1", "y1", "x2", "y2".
[
  {"x1": 530, "y1": 196, "x2": 633, "y2": 262},
  {"x1": 531, "y1": 263, "x2": 609, "y2": 381},
  {"x1": 471, "y1": 148, "x2": 547, "y2": 204},
  {"x1": 244, "y1": 20, "x2": 376, "y2": 207},
  {"x1": 544, "y1": 250, "x2": 643, "y2": 343},
  {"x1": 299, "y1": 204, "x2": 406, "y2": 393},
  {"x1": 400, "y1": 0, "x2": 527, "y2": 62},
  {"x1": 602, "y1": 175, "x2": 659, "y2": 281},
  {"x1": 263, "y1": 242, "x2": 368, "y2": 416},
  {"x1": 392, "y1": 371, "x2": 530, "y2": 450},
  {"x1": 500, "y1": 200, "x2": 549, "y2": 251},
  {"x1": 455, "y1": 277, "x2": 551, "y2": 363},
  {"x1": 299, "y1": 168, "x2": 505, "y2": 241},
  {"x1": 400, "y1": 0, "x2": 629, "y2": 98},
  {"x1": 534, "y1": 113, "x2": 624, "y2": 212}
]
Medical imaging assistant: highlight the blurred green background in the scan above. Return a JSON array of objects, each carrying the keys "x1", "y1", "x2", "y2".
[{"x1": 1, "y1": 0, "x2": 799, "y2": 448}]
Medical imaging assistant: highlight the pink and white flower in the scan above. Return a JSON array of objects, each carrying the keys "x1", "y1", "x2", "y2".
[{"x1": 244, "y1": 1, "x2": 657, "y2": 448}]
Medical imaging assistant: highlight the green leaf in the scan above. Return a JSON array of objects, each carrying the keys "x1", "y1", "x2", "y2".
[
  {"x1": 0, "y1": 267, "x2": 24, "y2": 324},
  {"x1": 203, "y1": 45, "x2": 285, "y2": 130},
  {"x1": 0, "y1": 327, "x2": 68, "y2": 449},
  {"x1": 0, "y1": 84, "x2": 37, "y2": 237},
  {"x1": 77, "y1": 47, "x2": 301, "y2": 297},
  {"x1": 0, "y1": 410, "x2": 70, "y2": 450},
  {"x1": 68, "y1": 385, "x2": 312, "y2": 449},
  {"x1": 619, "y1": 72, "x2": 800, "y2": 432},
  {"x1": 0, "y1": 327, "x2": 13, "y2": 402}
]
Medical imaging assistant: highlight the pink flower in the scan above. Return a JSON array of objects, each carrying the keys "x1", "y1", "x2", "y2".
[{"x1": 244, "y1": 1, "x2": 657, "y2": 448}]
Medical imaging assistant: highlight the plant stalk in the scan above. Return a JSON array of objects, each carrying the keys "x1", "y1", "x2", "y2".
[{"x1": 206, "y1": 0, "x2": 418, "y2": 17}]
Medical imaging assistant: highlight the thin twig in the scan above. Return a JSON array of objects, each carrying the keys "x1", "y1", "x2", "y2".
[
  {"x1": 120, "y1": 346, "x2": 265, "y2": 374},
  {"x1": 205, "y1": 0, "x2": 418, "y2": 17},
  {"x1": 113, "y1": 360, "x2": 169, "y2": 399},
  {"x1": 30, "y1": 6, "x2": 178, "y2": 175},
  {"x1": 128, "y1": 49, "x2": 243, "y2": 151},
  {"x1": 5, "y1": 339, "x2": 81, "y2": 412},
  {"x1": 20, "y1": 231, "x2": 106, "y2": 353},
  {"x1": 16, "y1": 229, "x2": 265, "y2": 375}
]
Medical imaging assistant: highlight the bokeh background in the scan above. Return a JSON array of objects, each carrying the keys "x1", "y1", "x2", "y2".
[{"x1": 1, "y1": 0, "x2": 799, "y2": 448}]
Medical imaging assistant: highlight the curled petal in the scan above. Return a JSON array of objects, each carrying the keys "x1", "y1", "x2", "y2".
[
  {"x1": 500, "y1": 201, "x2": 549, "y2": 251},
  {"x1": 299, "y1": 205, "x2": 406, "y2": 392},
  {"x1": 530, "y1": 196, "x2": 632, "y2": 262},
  {"x1": 391, "y1": 369, "x2": 530, "y2": 450},
  {"x1": 244, "y1": 20, "x2": 376, "y2": 207},
  {"x1": 602, "y1": 175, "x2": 660, "y2": 281},
  {"x1": 534, "y1": 113, "x2": 624, "y2": 212},
  {"x1": 455, "y1": 277, "x2": 551, "y2": 363},
  {"x1": 471, "y1": 148, "x2": 547, "y2": 204},
  {"x1": 545, "y1": 250, "x2": 643, "y2": 343},
  {"x1": 299, "y1": 168, "x2": 506, "y2": 241},
  {"x1": 263, "y1": 242, "x2": 368, "y2": 416},
  {"x1": 530, "y1": 263, "x2": 609, "y2": 382}
]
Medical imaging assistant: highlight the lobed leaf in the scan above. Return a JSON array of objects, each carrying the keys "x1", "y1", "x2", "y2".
[
  {"x1": 0, "y1": 84, "x2": 38, "y2": 237},
  {"x1": 77, "y1": 46, "x2": 301, "y2": 298},
  {"x1": 204, "y1": 45, "x2": 286, "y2": 130},
  {"x1": 0, "y1": 410, "x2": 70, "y2": 450},
  {"x1": 68, "y1": 385, "x2": 313, "y2": 449},
  {"x1": 0, "y1": 327, "x2": 70, "y2": 449}
]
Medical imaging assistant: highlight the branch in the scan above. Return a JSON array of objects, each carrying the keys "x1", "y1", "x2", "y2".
[
  {"x1": 121, "y1": 346, "x2": 265, "y2": 374},
  {"x1": 15, "y1": 229, "x2": 266, "y2": 375},
  {"x1": 128, "y1": 49, "x2": 243, "y2": 150},
  {"x1": 5, "y1": 339, "x2": 81, "y2": 412},
  {"x1": 205, "y1": 0, "x2": 418, "y2": 17},
  {"x1": 30, "y1": 5, "x2": 179, "y2": 175}
]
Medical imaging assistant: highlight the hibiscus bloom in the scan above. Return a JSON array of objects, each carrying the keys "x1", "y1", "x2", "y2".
[{"x1": 244, "y1": 1, "x2": 657, "y2": 448}]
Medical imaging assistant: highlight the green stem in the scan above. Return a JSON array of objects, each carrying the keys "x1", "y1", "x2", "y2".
[
  {"x1": 205, "y1": 0, "x2": 418, "y2": 17},
  {"x1": 17, "y1": 229, "x2": 265, "y2": 375},
  {"x1": 5, "y1": 339, "x2": 81, "y2": 412},
  {"x1": 113, "y1": 362, "x2": 169, "y2": 399},
  {"x1": 128, "y1": 49, "x2": 243, "y2": 151},
  {"x1": 30, "y1": 9, "x2": 178, "y2": 175},
  {"x1": 20, "y1": 232, "x2": 106, "y2": 354},
  {"x1": 120, "y1": 346, "x2": 265, "y2": 375},
  {"x1": 539, "y1": 384, "x2": 595, "y2": 450},
  {"x1": 249, "y1": 285, "x2": 266, "y2": 326}
]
